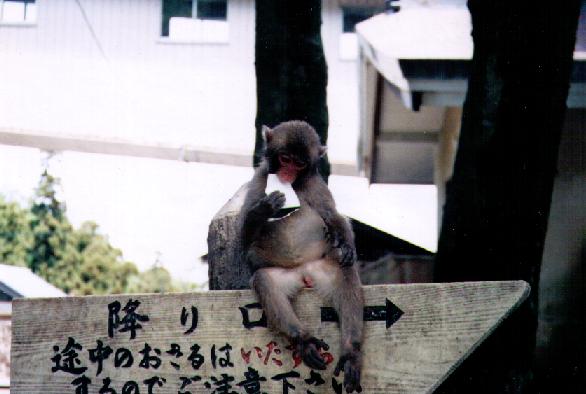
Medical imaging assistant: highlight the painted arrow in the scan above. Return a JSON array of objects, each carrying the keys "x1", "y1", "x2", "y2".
[{"x1": 320, "y1": 298, "x2": 404, "y2": 329}]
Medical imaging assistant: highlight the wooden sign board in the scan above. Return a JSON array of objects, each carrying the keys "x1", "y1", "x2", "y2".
[{"x1": 11, "y1": 281, "x2": 529, "y2": 394}]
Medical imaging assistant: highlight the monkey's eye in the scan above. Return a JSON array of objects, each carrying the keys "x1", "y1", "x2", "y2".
[
  {"x1": 279, "y1": 154, "x2": 293, "y2": 165},
  {"x1": 279, "y1": 154, "x2": 306, "y2": 170},
  {"x1": 292, "y1": 159, "x2": 307, "y2": 169}
]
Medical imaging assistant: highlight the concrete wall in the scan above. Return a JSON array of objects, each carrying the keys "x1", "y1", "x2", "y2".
[{"x1": 0, "y1": 0, "x2": 361, "y2": 164}]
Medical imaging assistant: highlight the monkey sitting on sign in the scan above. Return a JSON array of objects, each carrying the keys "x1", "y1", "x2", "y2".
[{"x1": 237, "y1": 121, "x2": 364, "y2": 393}]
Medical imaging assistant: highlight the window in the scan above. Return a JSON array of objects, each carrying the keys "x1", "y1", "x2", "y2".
[
  {"x1": 161, "y1": 0, "x2": 228, "y2": 39},
  {"x1": 0, "y1": 0, "x2": 36, "y2": 24},
  {"x1": 196, "y1": 0, "x2": 227, "y2": 21},
  {"x1": 342, "y1": 7, "x2": 378, "y2": 33},
  {"x1": 339, "y1": 6, "x2": 382, "y2": 61}
]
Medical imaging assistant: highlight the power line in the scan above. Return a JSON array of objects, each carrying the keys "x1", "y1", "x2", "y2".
[{"x1": 74, "y1": 0, "x2": 108, "y2": 61}]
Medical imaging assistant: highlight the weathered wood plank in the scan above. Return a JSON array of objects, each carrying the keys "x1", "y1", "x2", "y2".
[
  {"x1": 11, "y1": 281, "x2": 529, "y2": 394},
  {"x1": 207, "y1": 183, "x2": 251, "y2": 290}
]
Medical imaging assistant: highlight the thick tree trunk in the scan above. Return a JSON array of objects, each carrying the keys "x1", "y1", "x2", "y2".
[
  {"x1": 254, "y1": 0, "x2": 330, "y2": 180},
  {"x1": 435, "y1": 1, "x2": 580, "y2": 392}
]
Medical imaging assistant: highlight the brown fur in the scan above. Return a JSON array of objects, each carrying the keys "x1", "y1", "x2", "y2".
[{"x1": 237, "y1": 121, "x2": 364, "y2": 393}]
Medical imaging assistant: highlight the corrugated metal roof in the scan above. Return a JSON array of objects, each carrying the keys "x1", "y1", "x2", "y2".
[{"x1": 0, "y1": 264, "x2": 66, "y2": 299}]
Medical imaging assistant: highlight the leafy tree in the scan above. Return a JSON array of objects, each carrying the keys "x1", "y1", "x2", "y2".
[
  {"x1": 0, "y1": 169, "x2": 198, "y2": 295},
  {"x1": 28, "y1": 170, "x2": 71, "y2": 275},
  {"x1": 126, "y1": 253, "x2": 198, "y2": 294},
  {"x1": 0, "y1": 197, "x2": 33, "y2": 267}
]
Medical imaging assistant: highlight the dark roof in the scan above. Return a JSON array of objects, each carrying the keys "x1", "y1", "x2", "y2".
[
  {"x1": 399, "y1": 59, "x2": 469, "y2": 80},
  {"x1": 350, "y1": 217, "x2": 434, "y2": 262},
  {"x1": 0, "y1": 281, "x2": 21, "y2": 300},
  {"x1": 399, "y1": 59, "x2": 586, "y2": 83}
]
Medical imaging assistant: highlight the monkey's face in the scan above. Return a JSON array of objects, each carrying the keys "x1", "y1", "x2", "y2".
[
  {"x1": 263, "y1": 121, "x2": 326, "y2": 184},
  {"x1": 274, "y1": 152, "x2": 308, "y2": 183}
]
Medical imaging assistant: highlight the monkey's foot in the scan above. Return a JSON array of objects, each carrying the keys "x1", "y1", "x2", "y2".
[
  {"x1": 294, "y1": 336, "x2": 329, "y2": 370},
  {"x1": 334, "y1": 352, "x2": 363, "y2": 393}
]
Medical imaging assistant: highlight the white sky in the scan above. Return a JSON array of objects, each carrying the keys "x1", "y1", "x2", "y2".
[{"x1": 0, "y1": 144, "x2": 437, "y2": 286}]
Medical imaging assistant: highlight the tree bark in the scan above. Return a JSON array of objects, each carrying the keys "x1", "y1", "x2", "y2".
[
  {"x1": 435, "y1": 1, "x2": 580, "y2": 392},
  {"x1": 254, "y1": 0, "x2": 330, "y2": 180}
]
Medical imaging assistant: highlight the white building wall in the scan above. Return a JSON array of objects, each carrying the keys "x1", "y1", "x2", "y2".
[
  {"x1": 0, "y1": 0, "x2": 360, "y2": 163},
  {"x1": 322, "y1": 0, "x2": 360, "y2": 164}
]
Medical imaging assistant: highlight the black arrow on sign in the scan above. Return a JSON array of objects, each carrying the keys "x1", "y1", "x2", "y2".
[{"x1": 320, "y1": 298, "x2": 404, "y2": 329}]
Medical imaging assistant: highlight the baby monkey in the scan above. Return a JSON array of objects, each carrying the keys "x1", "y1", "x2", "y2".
[{"x1": 237, "y1": 121, "x2": 364, "y2": 393}]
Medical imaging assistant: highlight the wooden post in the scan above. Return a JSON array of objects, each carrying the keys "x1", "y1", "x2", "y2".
[
  {"x1": 11, "y1": 281, "x2": 529, "y2": 393},
  {"x1": 206, "y1": 183, "x2": 251, "y2": 290}
]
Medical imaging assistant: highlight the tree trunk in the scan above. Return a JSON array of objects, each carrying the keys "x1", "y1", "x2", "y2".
[
  {"x1": 254, "y1": 0, "x2": 330, "y2": 180},
  {"x1": 435, "y1": 1, "x2": 580, "y2": 392}
]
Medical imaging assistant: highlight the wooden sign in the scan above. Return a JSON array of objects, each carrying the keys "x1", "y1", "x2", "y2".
[{"x1": 11, "y1": 281, "x2": 529, "y2": 394}]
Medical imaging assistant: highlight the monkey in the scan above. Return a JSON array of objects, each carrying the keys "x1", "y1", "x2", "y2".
[{"x1": 237, "y1": 120, "x2": 364, "y2": 393}]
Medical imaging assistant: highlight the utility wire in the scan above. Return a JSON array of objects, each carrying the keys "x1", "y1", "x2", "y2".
[{"x1": 74, "y1": 0, "x2": 108, "y2": 61}]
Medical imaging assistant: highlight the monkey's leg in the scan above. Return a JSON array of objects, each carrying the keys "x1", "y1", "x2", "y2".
[
  {"x1": 304, "y1": 260, "x2": 363, "y2": 392},
  {"x1": 251, "y1": 266, "x2": 329, "y2": 370},
  {"x1": 331, "y1": 265, "x2": 364, "y2": 393}
]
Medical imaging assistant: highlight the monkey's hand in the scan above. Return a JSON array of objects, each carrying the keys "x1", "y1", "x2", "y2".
[
  {"x1": 295, "y1": 336, "x2": 329, "y2": 371},
  {"x1": 326, "y1": 230, "x2": 357, "y2": 267},
  {"x1": 336, "y1": 242, "x2": 357, "y2": 267},
  {"x1": 334, "y1": 350, "x2": 363, "y2": 393},
  {"x1": 254, "y1": 191, "x2": 286, "y2": 217}
]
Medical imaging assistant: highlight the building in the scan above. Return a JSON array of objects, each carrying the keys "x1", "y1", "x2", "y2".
[
  {"x1": 0, "y1": 0, "x2": 390, "y2": 171},
  {"x1": 0, "y1": 264, "x2": 66, "y2": 392},
  {"x1": 355, "y1": 0, "x2": 585, "y2": 387}
]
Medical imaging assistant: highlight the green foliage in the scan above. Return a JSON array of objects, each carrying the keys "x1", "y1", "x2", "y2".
[
  {"x1": 0, "y1": 197, "x2": 33, "y2": 267},
  {"x1": 126, "y1": 266, "x2": 198, "y2": 294},
  {"x1": 0, "y1": 170, "x2": 198, "y2": 295}
]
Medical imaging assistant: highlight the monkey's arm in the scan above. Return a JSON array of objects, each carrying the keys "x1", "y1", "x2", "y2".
[
  {"x1": 295, "y1": 175, "x2": 357, "y2": 266},
  {"x1": 238, "y1": 161, "x2": 285, "y2": 250}
]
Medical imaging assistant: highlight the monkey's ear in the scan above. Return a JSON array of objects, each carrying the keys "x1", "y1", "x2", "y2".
[
  {"x1": 262, "y1": 125, "x2": 273, "y2": 143},
  {"x1": 318, "y1": 145, "x2": 327, "y2": 157}
]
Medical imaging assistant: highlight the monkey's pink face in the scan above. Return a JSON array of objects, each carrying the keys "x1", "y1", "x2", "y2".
[{"x1": 277, "y1": 153, "x2": 307, "y2": 183}]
